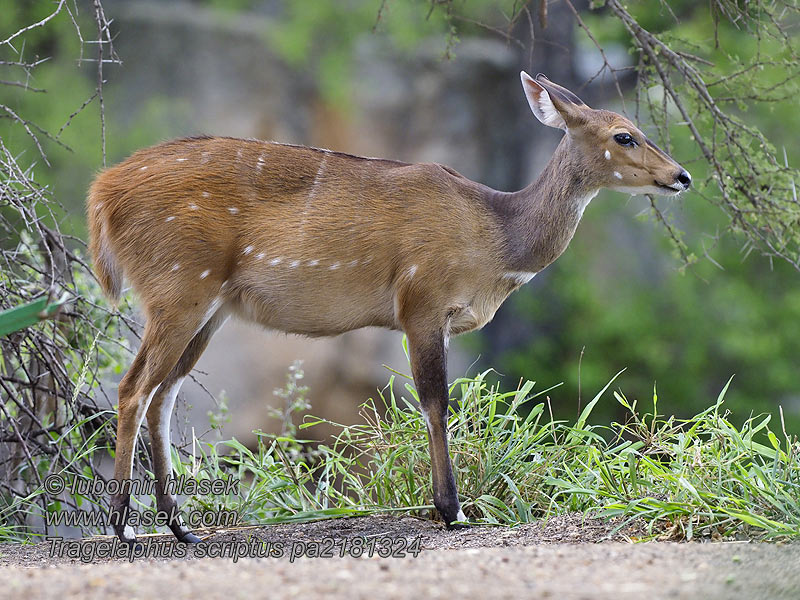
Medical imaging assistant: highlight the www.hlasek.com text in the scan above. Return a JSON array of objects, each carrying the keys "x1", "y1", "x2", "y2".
[{"x1": 46, "y1": 506, "x2": 237, "y2": 529}]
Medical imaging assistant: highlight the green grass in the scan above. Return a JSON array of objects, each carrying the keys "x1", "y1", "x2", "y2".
[{"x1": 174, "y1": 368, "x2": 800, "y2": 541}]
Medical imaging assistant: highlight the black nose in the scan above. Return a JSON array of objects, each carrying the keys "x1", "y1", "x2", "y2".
[{"x1": 676, "y1": 170, "x2": 691, "y2": 190}]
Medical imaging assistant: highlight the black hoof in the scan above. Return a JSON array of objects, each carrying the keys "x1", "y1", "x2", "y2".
[{"x1": 174, "y1": 530, "x2": 202, "y2": 544}]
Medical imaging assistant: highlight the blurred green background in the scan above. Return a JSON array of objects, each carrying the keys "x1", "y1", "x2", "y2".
[{"x1": 2, "y1": 0, "x2": 798, "y2": 436}]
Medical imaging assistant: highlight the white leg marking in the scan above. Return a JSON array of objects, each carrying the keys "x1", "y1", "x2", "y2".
[
  {"x1": 456, "y1": 509, "x2": 467, "y2": 522},
  {"x1": 195, "y1": 297, "x2": 222, "y2": 337}
]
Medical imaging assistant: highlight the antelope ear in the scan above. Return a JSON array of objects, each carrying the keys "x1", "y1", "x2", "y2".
[{"x1": 520, "y1": 72, "x2": 589, "y2": 131}]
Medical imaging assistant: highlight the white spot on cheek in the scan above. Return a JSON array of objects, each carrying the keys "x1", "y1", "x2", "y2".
[
  {"x1": 269, "y1": 257, "x2": 283, "y2": 266},
  {"x1": 329, "y1": 262, "x2": 340, "y2": 270},
  {"x1": 256, "y1": 252, "x2": 265, "y2": 260},
  {"x1": 605, "y1": 150, "x2": 611, "y2": 160},
  {"x1": 228, "y1": 207, "x2": 239, "y2": 214},
  {"x1": 289, "y1": 260, "x2": 300, "y2": 268},
  {"x1": 242, "y1": 245, "x2": 253, "y2": 255},
  {"x1": 199, "y1": 270, "x2": 210, "y2": 279},
  {"x1": 614, "y1": 171, "x2": 623, "y2": 179},
  {"x1": 165, "y1": 216, "x2": 175, "y2": 222},
  {"x1": 171, "y1": 263, "x2": 180, "y2": 272}
]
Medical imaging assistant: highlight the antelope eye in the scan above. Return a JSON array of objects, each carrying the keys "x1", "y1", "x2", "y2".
[{"x1": 614, "y1": 133, "x2": 635, "y2": 146}]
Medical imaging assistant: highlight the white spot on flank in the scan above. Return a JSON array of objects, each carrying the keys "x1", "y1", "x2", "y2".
[
  {"x1": 171, "y1": 263, "x2": 180, "y2": 272},
  {"x1": 407, "y1": 264, "x2": 418, "y2": 278},
  {"x1": 176, "y1": 158, "x2": 187, "y2": 162},
  {"x1": 189, "y1": 204, "x2": 198, "y2": 210},
  {"x1": 348, "y1": 260, "x2": 359, "y2": 267},
  {"x1": 165, "y1": 216, "x2": 175, "y2": 222},
  {"x1": 201, "y1": 151, "x2": 209, "y2": 163},
  {"x1": 242, "y1": 245, "x2": 253, "y2": 255},
  {"x1": 139, "y1": 166, "x2": 148, "y2": 171},
  {"x1": 614, "y1": 171, "x2": 623, "y2": 179},
  {"x1": 256, "y1": 153, "x2": 265, "y2": 172},
  {"x1": 236, "y1": 148, "x2": 243, "y2": 161},
  {"x1": 307, "y1": 259, "x2": 319, "y2": 266},
  {"x1": 329, "y1": 262, "x2": 340, "y2": 270},
  {"x1": 256, "y1": 252, "x2": 265, "y2": 260},
  {"x1": 604, "y1": 149, "x2": 611, "y2": 160},
  {"x1": 228, "y1": 207, "x2": 239, "y2": 214},
  {"x1": 289, "y1": 260, "x2": 300, "y2": 268},
  {"x1": 202, "y1": 192, "x2": 210, "y2": 198},
  {"x1": 199, "y1": 269, "x2": 210, "y2": 279},
  {"x1": 269, "y1": 257, "x2": 283, "y2": 266}
]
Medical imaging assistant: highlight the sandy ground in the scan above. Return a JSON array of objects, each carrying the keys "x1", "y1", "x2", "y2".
[{"x1": 1, "y1": 515, "x2": 798, "y2": 599}]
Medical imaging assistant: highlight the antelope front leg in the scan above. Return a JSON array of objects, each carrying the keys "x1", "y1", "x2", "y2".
[{"x1": 406, "y1": 328, "x2": 466, "y2": 527}]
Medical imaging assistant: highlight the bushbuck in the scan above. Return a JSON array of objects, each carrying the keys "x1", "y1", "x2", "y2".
[{"x1": 88, "y1": 73, "x2": 690, "y2": 545}]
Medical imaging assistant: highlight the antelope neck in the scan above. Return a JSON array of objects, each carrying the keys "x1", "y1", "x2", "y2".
[{"x1": 488, "y1": 135, "x2": 599, "y2": 273}]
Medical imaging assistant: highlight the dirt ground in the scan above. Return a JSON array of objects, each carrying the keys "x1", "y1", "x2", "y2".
[{"x1": 1, "y1": 514, "x2": 798, "y2": 599}]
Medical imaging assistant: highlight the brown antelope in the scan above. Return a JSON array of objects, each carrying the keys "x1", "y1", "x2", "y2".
[{"x1": 87, "y1": 73, "x2": 690, "y2": 545}]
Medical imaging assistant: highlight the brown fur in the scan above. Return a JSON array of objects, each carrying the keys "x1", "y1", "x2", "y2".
[{"x1": 87, "y1": 75, "x2": 689, "y2": 543}]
